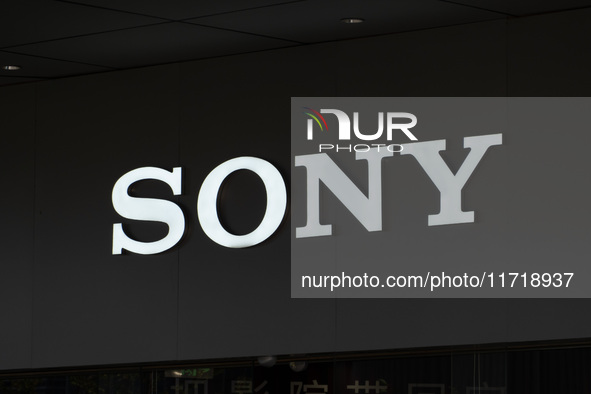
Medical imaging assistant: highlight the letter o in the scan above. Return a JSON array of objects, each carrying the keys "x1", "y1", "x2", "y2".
[{"x1": 197, "y1": 157, "x2": 287, "y2": 248}]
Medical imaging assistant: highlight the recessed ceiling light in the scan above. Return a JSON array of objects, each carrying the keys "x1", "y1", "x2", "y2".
[
  {"x1": 2, "y1": 65, "x2": 21, "y2": 71},
  {"x1": 341, "y1": 18, "x2": 364, "y2": 24}
]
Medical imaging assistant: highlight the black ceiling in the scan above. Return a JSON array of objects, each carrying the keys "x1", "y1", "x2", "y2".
[{"x1": 1, "y1": 0, "x2": 590, "y2": 86}]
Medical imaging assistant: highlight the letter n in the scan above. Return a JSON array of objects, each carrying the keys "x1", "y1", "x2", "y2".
[{"x1": 294, "y1": 148, "x2": 392, "y2": 238}]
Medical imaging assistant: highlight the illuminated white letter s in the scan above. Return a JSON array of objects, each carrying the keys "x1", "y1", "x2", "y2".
[{"x1": 112, "y1": 167, "x2": 185, "y2": 255}]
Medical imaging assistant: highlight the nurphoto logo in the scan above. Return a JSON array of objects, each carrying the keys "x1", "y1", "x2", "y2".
[{"x1": 303, "y1": 107, "x2": 418, "y2": 153}]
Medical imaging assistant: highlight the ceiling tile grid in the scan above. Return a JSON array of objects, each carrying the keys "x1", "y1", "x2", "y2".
[
  {"x1": 58, "y1": 0, "x2": 305, "y2": 21},
  {"x1": 442, "y1": 0, "x2": 591, "y2": 17},
  {"x1": 0, "y1": 50, "x2": 110, "y2": 77},
  {"x1": 186, "y1": 0, "x2": 504, "y2": 44},
  {"x1": 0, "y1": 0, "x2": 164, "y2": 48},
  {"x1": 7, "y1": 23, "x2": 298, "y2": 70},
  {"x1": 0, "y1": 0, "x2": 589, "y2": 85}
]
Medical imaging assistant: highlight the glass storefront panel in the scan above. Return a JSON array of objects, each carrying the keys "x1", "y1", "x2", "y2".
[{"x1": 1, "y1": 345, "x2": 590, "y2": 394}]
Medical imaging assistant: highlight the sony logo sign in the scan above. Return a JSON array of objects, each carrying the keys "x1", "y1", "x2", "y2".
[
  {"x1": 112, "y1": 157, "x2": 287, "y2": 255},
  {"x1": 112, "y1": 133, "x2": 502, "y2": 255}
]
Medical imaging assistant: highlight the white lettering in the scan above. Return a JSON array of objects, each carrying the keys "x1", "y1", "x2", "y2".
[
  {"x1": 353, "y1": 112, "x2": 384, "y2": 140},
  {"x1": 295, "y1": 148, "x2": 393, "y2": 238},
  {"x1": 197, "y1": 157, "x2": 287, "y2": 248},
  {"x1": 320, "y1": 109, "x2": 351, "y2": 140},
  {"x1": 401, "y1": 133, "x2": 502, "y2": 226},
  {"x1": 387, "y1": 112, "x2": 418, "y2": 141},
  {"x1": 112, "y1": 167, "x2": 185, "y2": 255}
]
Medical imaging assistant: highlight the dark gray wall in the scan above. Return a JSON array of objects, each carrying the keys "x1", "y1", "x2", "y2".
[
  {"x1": 1, "y1": 9, "x2": 591, "y2": 371},
  {"x1": 0, "y1": 84, "x2": 35, "y2": 370}
]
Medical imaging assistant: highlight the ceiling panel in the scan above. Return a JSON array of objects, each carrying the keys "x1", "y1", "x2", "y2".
[
  {"x1": 63, "y1": 0, "x2": 304, "y2": 21},
  {"x1": 0, "y1": 76, "x2": 43, "y2": 86},
  {"x1": 186, "y1": 0, "x2": 504, "y2": 44},
  {"x1": 0, "y1": 0, "x2": 587, "y2": 88},
  {"x1": 9, "y1": 22, "x2": 297, "y2": 69},
  {"x1": 0, "y1": 0, "x2": 164, "y2": 49},
  {"x1": 444, "y1": 0, "x2": 591, "y2": 17},
  {"x1": 508, "y1": 7, "x2": 591, "y2": 95},
  {"x1": 0, "y1": 51, "x2": 110, "y2": 79}
]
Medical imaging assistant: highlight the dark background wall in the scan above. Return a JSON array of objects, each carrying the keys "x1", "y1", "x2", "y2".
[{"x1": 1, "y1": 9, "x2": 590, "y2": 371}]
